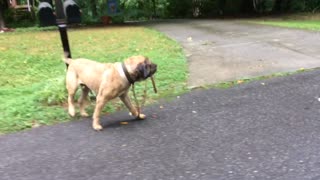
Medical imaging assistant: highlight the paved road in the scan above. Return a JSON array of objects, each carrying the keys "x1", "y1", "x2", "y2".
[
  {"x1": 1, "y1": 69, "x2": 320, "y2": 180},
  {"x1": 150, "y1": 20, "x2": 320, "y2": 88}
]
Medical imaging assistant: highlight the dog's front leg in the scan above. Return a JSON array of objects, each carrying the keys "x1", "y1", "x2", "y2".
[
  {"x1": 92, "y1": 94, "x2": 109, "y2": 131},
  {"x1": 120, "y1": 92, "x2": 146, "y2": 120}
]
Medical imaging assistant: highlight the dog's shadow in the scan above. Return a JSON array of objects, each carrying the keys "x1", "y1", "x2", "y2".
[{"x1": 100, "y1": 118, "x2": 144, "y2": 129}]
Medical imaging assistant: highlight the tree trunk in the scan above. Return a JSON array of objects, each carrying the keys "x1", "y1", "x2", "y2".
[
  {"x1": 253, "y1": 0, "x2": 258, "y2": 12},
  {"x1": 11, "y1": 0, "x2": 17, "y2": 7},
  {"x1": 90, "y1": 0, "x2": 97, "y2": 17},
  {"x1": 218, "y1": 0, "x2": 226, "y2": 15},
  {"x1": 0, "y1": 5, "x2": 6, "y2": 29},
  {"x1": 253, "y1": 0, "x2": 265, "y2": 13},
  {"x1": 152, "y1": 0, "x2": 156, "y2": 17}
]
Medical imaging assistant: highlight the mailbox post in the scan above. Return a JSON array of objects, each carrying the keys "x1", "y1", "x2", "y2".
[
  {"x1": 55, "y1": 0, "x2": 71, "y2": 68},
  {"x1": 38, "y1": 0, "x2": 81, "y2": 68}
]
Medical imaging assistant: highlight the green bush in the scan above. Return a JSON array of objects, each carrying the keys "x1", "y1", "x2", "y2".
[
  {"x1": 167, "y1": 0, "x2": 193, "y2": 18},
  {"x1": 4, "y1": 8, "x2": 15, "y2": 23},
  {"x1": 5, "y1": 7, "x2": 37, "y2": 28},
  {"x1": 198, "y1": 0, "x2": 220, "y2": 17},
  {"x1": 305, "y1": 0, "x2": 320, "y2": 13},
  {"x1": 111, "y1": 15, "x2": 124, "y2": 24},
  {"x1": 289, "y1": 0, "x2": 307, "y2": 12},
  {"x1": 224, "y1": 0, "x2": 242, "y2": 14}
]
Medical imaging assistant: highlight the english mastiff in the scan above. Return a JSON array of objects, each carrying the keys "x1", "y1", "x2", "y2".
[{"x1": 63, "y1": 55, "x2": 157, "y2": 130}]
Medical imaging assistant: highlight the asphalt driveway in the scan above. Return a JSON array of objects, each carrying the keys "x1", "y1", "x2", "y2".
[
  {"x1": 2, "y1": 20, "x2": 320, "y2": 180},
  {"x1": 149, "y1": 20, "x2": 320, "y2": 87},
  {"x1": 1, "y1": 69, "x2": 320, "y2": 180}
]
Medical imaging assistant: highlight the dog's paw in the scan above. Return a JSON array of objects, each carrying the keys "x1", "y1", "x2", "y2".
[
  {"x1": 68, "y1": 109, "x2": 76, "y2": 117},
  {"x1": 136, "y1": 113, "x2": 146, "y2": 120},
  {"x1": 80, "y1": 112, "x2": 89, "y2": 117},
  {"x1": 93, "y1": 123, "x2": 103, "y2": 131}
]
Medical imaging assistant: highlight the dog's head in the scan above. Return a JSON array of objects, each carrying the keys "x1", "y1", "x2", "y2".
[{"x1": 125, "y1": 56, "x2": 157, "y2": 82}]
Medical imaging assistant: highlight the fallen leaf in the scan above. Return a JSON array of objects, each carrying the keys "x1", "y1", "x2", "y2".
[
  {"x1": 31, "y1": 120, "x2": 40, "y2": 128},
  {"x1": 237, "y1": 80, "x2": 244, "y2": 84},
  {"x1": 120, "y1": 122, "x2": 129, "y2": 125}
]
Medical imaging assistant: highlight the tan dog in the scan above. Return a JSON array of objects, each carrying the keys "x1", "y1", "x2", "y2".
[{"x1": 63, "y1": 55, "x2": 157, "y2": 130}]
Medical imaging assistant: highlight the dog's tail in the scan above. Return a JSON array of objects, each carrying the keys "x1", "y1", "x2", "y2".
[{"x1": 62, "y1": 52, "x2": 72, "y2": 65}]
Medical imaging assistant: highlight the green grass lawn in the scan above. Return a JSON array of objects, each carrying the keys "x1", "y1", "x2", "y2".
[
  {"x1": 253, "y1": 20, "x2": 320, "y2": 31},
  {"x1": 0, "y1": 26, "x2": 188, "y2": 134}
]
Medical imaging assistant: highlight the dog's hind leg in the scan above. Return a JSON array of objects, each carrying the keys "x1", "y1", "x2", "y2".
[
  {"x1": 79, "y1": 85, "x2": 90, "y2": 117},
  {"x1": 66, "y1": 71, "x2": 78, "y2": 117}
]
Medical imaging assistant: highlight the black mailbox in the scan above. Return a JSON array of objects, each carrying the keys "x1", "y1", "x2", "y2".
[
  {"x1": 63, "y1": 0, "x2": 81, "y2": 24},
  {"x1": 38, "y1": 2, "x2": 56, "y2": 27}
]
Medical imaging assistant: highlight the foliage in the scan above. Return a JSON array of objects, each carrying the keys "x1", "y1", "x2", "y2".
[
  {"x1": 252, "y1": 0, "x2": 274, "y2": 13},
  {"x1": 289, "y1": 0, "x2": 306, "y2": 12},
  {"x1": 272, "y1": 0, "x2": 320, "y2": 13},
  {"x1": 3, "y1": 4, "x2": 36, "y2": 28},
  {"x1": 306, "y1": 0, "x2": 320, "y2": 13},
  {"x1": 0, "y1": 26, "x2": 187, "y2": 134},
  {"x1": 197, "y1": 0, "x2": 219, "y2": 17},
  {"x1": 167, "y1": 0, "x2": 193, "y2": 18},
  {"x1": 119, "y1": 0, "x2": 169, "y2": 20},
  {"x1": 4, "y1": 0, "x2": 320, "y2": 27}
]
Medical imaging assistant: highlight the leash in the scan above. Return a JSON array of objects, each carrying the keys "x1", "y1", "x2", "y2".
[
  {"x1": 131, "y1": 76, "x2": 157, "y2": 117},
  {"x1": 131, "y1": 81, "x2": 147, "y2": 116},
  {"x1": 121, "y1": 61, "x2": 142, "y2": 116}
]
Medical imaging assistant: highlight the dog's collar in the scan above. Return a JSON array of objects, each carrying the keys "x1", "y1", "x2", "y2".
[{"x1": 121, "y1": 62, "x2": 135, "y2": 84}]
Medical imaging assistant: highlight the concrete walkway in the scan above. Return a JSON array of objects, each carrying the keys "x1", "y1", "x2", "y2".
[{"x1": 150, "y1": 20, "x2": 320, "y2": 87}]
